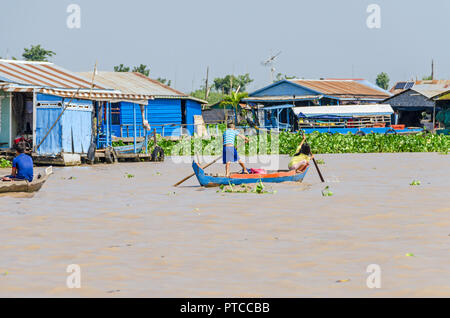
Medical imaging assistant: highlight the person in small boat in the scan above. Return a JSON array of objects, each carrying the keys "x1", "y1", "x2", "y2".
[
  {"x1": 2, "y1": 142, "x2": 33, "y2": 182},
  {"x1": 288, "y1": 134, "x2": 313, "y2": 173},
  {"x1": 223, "y1": 122, "x2": 249, "y2": 177}
]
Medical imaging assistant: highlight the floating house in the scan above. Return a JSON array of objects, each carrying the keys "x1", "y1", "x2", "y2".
[
  {"x1": 383, "y1": 84, "x2": 450, "y2": 128},
  {"x1": 0, "y1": 59, "x2": 151, "y2": 165},
  {"x1": 389, "y1": 80, "x2": 450, "y2": 95},
  {"x1": 77, "y1": 72, "x2": 207, "y2": 138},
  {"x1": 241, "y1": 79, "x2": 391, "y2": 130}
]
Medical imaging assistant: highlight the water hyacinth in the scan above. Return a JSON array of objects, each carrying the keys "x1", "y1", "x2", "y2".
[
  {"x1": 0, "y1": 158, "x2": 12, "y2": 168},
  {"x1": 141, "y1": 131, "x2": 449, "y2": 156}
]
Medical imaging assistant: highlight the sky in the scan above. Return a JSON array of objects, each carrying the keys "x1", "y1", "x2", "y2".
[{"x1": 1, "y1": 0, "x2": 450, "y2": 93}]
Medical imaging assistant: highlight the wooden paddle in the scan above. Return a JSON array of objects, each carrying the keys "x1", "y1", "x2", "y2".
[
  {"x1": 173, "y1": 156, "x2": 221, "y2": 187},
  {"x1": 312, "y1": 157, "x2": 325, "y2": 182}
]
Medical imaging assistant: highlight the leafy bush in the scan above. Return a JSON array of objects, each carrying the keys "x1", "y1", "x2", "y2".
[
  {"x1": 145, "y1": 132, "x2": 450, "y2": 156},
  {"x1": 0, "y1": 158, "x2": 12, "y2": 168}
]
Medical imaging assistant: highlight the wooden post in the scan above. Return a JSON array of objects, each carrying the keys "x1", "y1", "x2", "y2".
[
  {"x1": 133, "y1": 103, "x2": 137, "y2": 153},
  {"x1": 205, "y1": 66, "x2": 209, "y2": 100}
]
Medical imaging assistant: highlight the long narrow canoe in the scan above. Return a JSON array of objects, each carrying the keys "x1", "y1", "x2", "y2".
[
  {"x1": 113, "y1": 141, "x2": 146, "y2": 154},
  {"x1": 0, "y1": 166, "x2": 52, "y2": 193},
  {"x1": 192, "y1": 161, "x2": 308, "y2": 187}
]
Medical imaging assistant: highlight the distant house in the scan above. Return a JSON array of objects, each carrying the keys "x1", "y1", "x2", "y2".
[
  {"x1": 389, "y1": 80, "x2": 450, "y2": 95},
  {"x1": 0, "y1": 60, "x2": 107, "y2": 164},
  {"x1": 0, "y1": 59, "x2": 156, "y2": 165},
  {"x1": 241, "y1": 79, "x2": 391, "y2": 130},
  {"x1": 78, "y1": 72, "x2": 207, "y2": 137},
  {"x1": 383, "y1": 84, "x2": 450, "y2": 127}
]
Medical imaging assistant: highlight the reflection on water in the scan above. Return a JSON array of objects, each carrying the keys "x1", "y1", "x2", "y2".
[{"x1": 0, "y1": 153, "x2": 449, "y2": 297}]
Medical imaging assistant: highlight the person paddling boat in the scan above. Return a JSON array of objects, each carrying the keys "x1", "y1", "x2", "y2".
[
  {"x1": 222, "y1": 122, "x2": 249, "y2": 177},
  {"x1": 288, "y1": 133, "x2": 313, "y2": 173}
]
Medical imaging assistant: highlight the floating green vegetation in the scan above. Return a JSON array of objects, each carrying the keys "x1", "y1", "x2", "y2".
[
  {"x1": 315, "y1": 159, "x2": 325, "y2": 164},
  {"x1": 321, "y1": 186, "x2": 333, "y2": 197},
  {"x1": 217, "y1": 181, "x2": 276, "y2": 194},
  {"x1": 0, "y1": 158, "x2": 12, "y2": 168},
  {"x1": 125, "y1": 173, "x2": 135, "y2": 179},
  {"x1": 405, "y1": 253, "x2": 415, "y2": 257},
  {"x1": 139, "y1": 131, "x2": 450, "y2": 156},
  {"x1": 410, "y1": 180, "x2": 421, "y2": 186}
]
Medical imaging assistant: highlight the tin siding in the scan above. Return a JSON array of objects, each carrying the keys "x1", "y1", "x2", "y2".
[
  {"x1": 185, "y1": 100, "x2": 202, "y2": 135},
  {"x1": 35, "y1": 93, "x2": 92, "y2": 155}
]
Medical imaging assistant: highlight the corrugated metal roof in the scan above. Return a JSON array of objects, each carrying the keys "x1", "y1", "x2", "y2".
[
  {"x1": 289, "y1": 79, "x2": 390, "y2": 99},
  {"x1": 77, "y1": 71, "x2": 207, "y2": 104},
  {"x1": 0, "y1": 59, "x2": 107, "y2": 89},
  {"x1": 390, "y1": 80, "x2": 450, "y2": 95},
  {"x1": 2, "y1": 86, "x2": 152, "y2": 105},
  {"x1": 411, "y1": 86, "x2": 450, "y2": 99},
  {"x1": 293, "y1": 104, "x2": 394, "y2": 117}
]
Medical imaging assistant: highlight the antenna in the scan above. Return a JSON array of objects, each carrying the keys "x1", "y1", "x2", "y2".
[{"x1": 261, "y1": 51, "x2": 281, "y2": 82}]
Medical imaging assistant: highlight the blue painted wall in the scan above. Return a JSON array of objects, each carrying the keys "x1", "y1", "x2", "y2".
[
  {"x1": 185, "y1": 100, "x2": 202, "y2": 134},
  {"x1": 112, "y1": 98, "x2": 202, "y2": 138},
  {"x1": 35, "y1": 94, "x2": 92, "y2": 155},
  {"x1": 250, "y1": 81, "x2": 318, "y2": 97}
]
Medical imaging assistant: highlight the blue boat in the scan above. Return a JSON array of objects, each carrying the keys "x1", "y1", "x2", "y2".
[{"x1": 192, "y1": 161, "x2": 309, "y2": 187}]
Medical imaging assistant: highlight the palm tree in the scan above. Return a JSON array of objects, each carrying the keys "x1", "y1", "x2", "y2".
[{"x1": 220, "y1": 91, "x2": 248, "y2": 124}]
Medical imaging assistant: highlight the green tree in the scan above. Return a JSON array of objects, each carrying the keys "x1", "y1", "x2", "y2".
[
  {"x1": 422, "y1": 75, "x2": 433, "y2": 80},
  {"x1": 375, "y1": 72, "x2": 390, "y2": 90},
  {"x1": 213, "y1": 74, "x2": 253, "y2": 94},
  {"x1": 191, "y1": 89, "x2": 226, "y2": 105},
  {"x1": 274, "y1": 73, "x2": 297, "y2": 82},
  {"x1": 22, "y1": 44, "x2": 55, "y2": 61},
  {"x1": 114, "y1": 64, "x2": 130, "y2": 72},
  {"x1": 133, "y1": 64, "x2": 150, "y2": 77},
  {"x1": 220, "y1": 91, "x2": 249, "y2": 124},
  {"x1": 157, "y1": 77, "x2": 171, "y2": 86}
]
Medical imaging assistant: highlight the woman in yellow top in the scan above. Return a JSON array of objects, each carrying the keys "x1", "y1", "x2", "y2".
[{"x1": 288, "y1": 133, "x2": 313, "y2": 173}]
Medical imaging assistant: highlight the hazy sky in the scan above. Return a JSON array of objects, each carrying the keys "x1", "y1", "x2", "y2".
[{"x1": 2, "y1": 0, "x2": 450, "y2": 93}]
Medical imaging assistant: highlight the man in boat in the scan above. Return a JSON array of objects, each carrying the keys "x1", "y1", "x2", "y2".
[
  {"x1": 288, "y1": 133, "x2": 313, "y2": 173},
  {"x1": 223, "y1": 122, "x2": 249, "y2": 177},
  {"x1": 1, "y1": 142, "x2": 33, "y2": 182}
]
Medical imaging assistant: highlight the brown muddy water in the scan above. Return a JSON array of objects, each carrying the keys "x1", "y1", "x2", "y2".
[{"x1": 0, "y1": 153, "x2": 449, "y2": 297}]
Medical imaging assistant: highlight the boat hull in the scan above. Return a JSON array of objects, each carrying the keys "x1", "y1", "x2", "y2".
[
  {"x1": 0, "y1": 167, "x2": 52, "y2": 193},
  {"x1": 192, "y1": 161, "x2": 308, "y2": 187}
]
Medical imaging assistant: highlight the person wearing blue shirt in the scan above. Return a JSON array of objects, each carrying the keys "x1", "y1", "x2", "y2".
[
  {"x1": 222, "y1": 122, "x2": 249, "y2": 177},
  {"x1": 2, "y1": 142, "x2": 33, "y2": 182}
]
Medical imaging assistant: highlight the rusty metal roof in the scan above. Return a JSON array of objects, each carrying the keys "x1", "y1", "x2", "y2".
[
  {"x1": 77, "y1": 71, "x2": 207, "y2": 104},
  {"x1": 0, "y1": 59, "x2": 107, "y2": 89},
  {"x1": 289, "y1": 79, "x2": 390, "y2": 99}
]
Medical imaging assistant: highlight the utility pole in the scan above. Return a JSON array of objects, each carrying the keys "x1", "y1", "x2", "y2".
[
  {"x1": 431, "y1": 59, "x2": 435, "y2": 80},
  {"x1": 205, "y1": 66, "x2": 209, "y2": 100}
]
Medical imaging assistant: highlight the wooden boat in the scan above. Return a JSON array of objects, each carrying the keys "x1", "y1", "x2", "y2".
[
  {"x1": 192, "y1": 161, "x2": 308, "y2": 187},
  {"x1": 0, "y1": 166, "x2": 53, "y2": 193},
  {"x1": 113, "y1": 140, "x2": 146, "y2": 154}
]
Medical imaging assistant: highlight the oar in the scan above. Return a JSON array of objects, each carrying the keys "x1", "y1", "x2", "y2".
[
  {"x1": 173, "y1": 156, "x2": 221, "y2": 187},
  {"x1": 311, "y1": 157, "x2": 325, "y2": 182}
]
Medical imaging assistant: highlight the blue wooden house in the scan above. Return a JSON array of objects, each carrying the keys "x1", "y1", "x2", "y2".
[
  {"x1": 242, "y1": 79, "x2": 391, "y2": 130},
  {"x1": 78, "y1": 72, "x2": 207, "y2": 139},
  {"x1": 0, "y1": 59, "x2": 152, "y2": 165}
]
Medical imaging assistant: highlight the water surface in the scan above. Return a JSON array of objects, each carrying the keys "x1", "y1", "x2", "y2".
[{"x1": 0, "y1": 153, "x2": 449, "y2": 297}]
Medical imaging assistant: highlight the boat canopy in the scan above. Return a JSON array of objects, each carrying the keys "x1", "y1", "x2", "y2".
[{"x1": 293, "y1": 104, "x2": 394, "y2": 118}]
